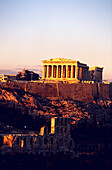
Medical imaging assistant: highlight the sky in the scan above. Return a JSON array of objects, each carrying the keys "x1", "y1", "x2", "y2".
[{"x1": 0, "y1": 0, "x2": 112, "y2": 80}]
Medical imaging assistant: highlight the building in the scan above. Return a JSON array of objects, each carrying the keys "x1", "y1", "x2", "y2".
[
  {"x1": 0, "y1": 74, "x2": 16, "y2": 82},
  {"x1": 42, "y1": 58, "x2": 103, "y2": 83},
  {"x1": 89, "y1": 66, "x2": 103, "y2": 82},
  {"x1": 1, "y1": 117, "x2": 112, "y2": 156},
  {"x1": 0, "y1": 74, "x2": 9, "y2": 82},
  {"x1": 0, "y1": 117, "x2": 75, "y2": 156}
]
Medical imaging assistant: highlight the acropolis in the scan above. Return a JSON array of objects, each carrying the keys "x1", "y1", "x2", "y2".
[{"x1": 42, "y1": 58, "x2": 103, "y2": 83}]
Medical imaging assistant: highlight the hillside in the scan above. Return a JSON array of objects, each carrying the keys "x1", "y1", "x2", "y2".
[{"x1": 0, "y1": 82, "x2": 112, "y2": 131}]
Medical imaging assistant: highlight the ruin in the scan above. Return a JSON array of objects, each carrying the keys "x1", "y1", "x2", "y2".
[
  {"x1": 0, "y1": 117, "x2": 75, "y2": 156},
  {"x1": 1, "y1": 117, "x2": 112, "y2": 156},
  {"x1": 42, "y1": 58, "x2": 103, "y2": 82}
]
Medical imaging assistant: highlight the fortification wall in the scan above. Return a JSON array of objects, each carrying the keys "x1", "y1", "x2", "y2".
[
  {"x1": 26, "y1": 83, "x2": 93, "y2": 102},
  {"x1": 26, "y1": 83, "x2": 111, "y2": 101},
  {"x1": 0, "y1": 82, "x2": 25, "y2": 91},
  {"x1": 0, "y1": 82, "x2": 111, "y2": 102},
  {"x1": 91, "y1": 84, "x2": 98, "y2": 99},
  {"x1": 109, "y1": 84, "x2": 112, "y2": 99},
  {"x1": 58, "y1": 83, "x2": 93, "y2": 102},
  {"x1": 98, "y1": 83, "x2": 110, "y2": 99},
  {"x1": 27, "y1": 83, "x2": 57, "y2": 98}
]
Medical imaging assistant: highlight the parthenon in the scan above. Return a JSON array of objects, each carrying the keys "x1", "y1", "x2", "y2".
[{"x1": 42, "y1": 58, "x2": 103, "y2": 82}]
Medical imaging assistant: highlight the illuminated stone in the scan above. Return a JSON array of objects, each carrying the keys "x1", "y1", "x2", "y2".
[{"x1": 42, "y1": 58, "x2": 103, "y2": 83}]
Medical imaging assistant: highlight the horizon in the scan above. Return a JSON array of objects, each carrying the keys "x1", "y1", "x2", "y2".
[
  {"x1": 0, "y1": 0, "x2": 112, "y2": 79},
  {"x1": 0, "y1": 63, "x2": 112, "y2": 82}
]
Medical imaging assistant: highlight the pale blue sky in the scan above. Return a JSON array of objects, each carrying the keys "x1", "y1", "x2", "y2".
[{"x1": 0, "y1": 0, "x2": 112, "y2": 79}]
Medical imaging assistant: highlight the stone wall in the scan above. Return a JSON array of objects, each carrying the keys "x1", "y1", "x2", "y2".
[
  {"x1": 91, "y1": 84, "x2": 98, "y2": 99},
  {"x1": 91, "y1": 83, "x2": 110, "y2": 100},
  {"x1": 27, "y1": 83, "x2": 111, "y2": 101},
  {"x1": 58, "y1": 83, "x2": 93, "y2": 102},
  {"x1": 24, "y1": 83, "x2": 93, "y2": 102},
  {"x1": 109, "y1": 84, "x2": 112, "y2": 99},
  {"x1": 1, "y1": 117, "x2": 74, "y2": 156},
  {"x1": 0, "y1": 82, "x2": 25, "y2": 91},
  {"x1": 27, "y1": 83, "x2": 57, "y2": 98},
  {"x1": 98, "y1": 83, "x2": 110, "y2": 99},
  {"x1": 0, "y1": 82, "x2": 111, "y2": 102}
]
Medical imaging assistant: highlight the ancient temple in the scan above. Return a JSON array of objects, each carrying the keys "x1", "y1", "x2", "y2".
[{"x1": 42, "y1": 58, "x2": 103, "y2": 82}]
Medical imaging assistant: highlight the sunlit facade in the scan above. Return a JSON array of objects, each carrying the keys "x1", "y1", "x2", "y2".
[{"x1": 42, "y1": 58, "x2": 103, "y2": 82}]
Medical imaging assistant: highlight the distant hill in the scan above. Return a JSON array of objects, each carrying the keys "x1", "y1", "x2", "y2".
[
  {"x1": 0, "y1": 65, "x2": 43, "y2": 77},
  {"x1": 16, "y1": 69, "x2": 41, "y2": 81}
]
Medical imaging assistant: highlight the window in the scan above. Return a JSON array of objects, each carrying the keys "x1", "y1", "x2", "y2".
[
  {"x1": 61, "y1": 127, "x2": 63, "y2": 133},
  {"x1": 30, "y1": 138, "x2": 33, "y2": 145},
  {"x1": 44, "y1": 137, "x2": 47, "y2": 144},
  {"x1": 24, "y1": 138, "x2": 26, "y2": 146},
  {"x1": 57, "y1": 127, "x2": 59, "y2": 133},
  {"x1": 61, "y1": 118, "x2": 63, "y2": 125},
  {"x1": 16, "y1": 137, "x2": 19, "y2": 145},
  {"x1": 57, "y1": 118, "x2": 59, "y2": 125}
]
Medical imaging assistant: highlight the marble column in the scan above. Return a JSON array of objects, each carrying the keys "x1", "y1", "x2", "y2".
[
  {"x1": 51, "y1": 65, "x2": 53, "y2": 78},
  {"x1": 61, "y1": 65, "x2": 63, "y2": 78},
  {"x1": 56, "y1": 65, "x2": 58, "y2": 78},
  {"x1": 75, "y1": 66, "x2": 78, "y2": 79},
  {"x1": 66, "y1": 65, "x2": 68, "y2": 78},
  {"x1": 43, "y1": 65, "x2": 45, "y2": 78},
  {"x1": 47, "y1": 65, "x2": 49, "y2": 78},
  {"x1": 71, "y1": 65, "x2": 73, "y2": 78}
]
